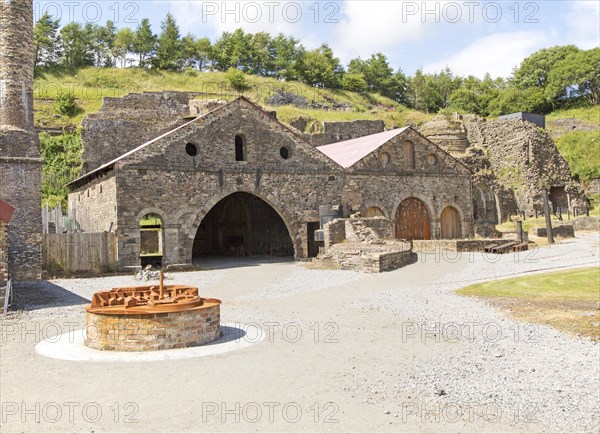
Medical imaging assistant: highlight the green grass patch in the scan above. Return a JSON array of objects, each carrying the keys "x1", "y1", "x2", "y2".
[
  {"x1": 457, "y1": 268, "x2": 600, "y2": 300},
  {"x1": 554, "y1": 130, "x2": 600, "y2": 181},
  {"x1": 457, "y1": 267, "x2": 600, "y2": 340},
  {"x1": 33, "y1": 67, "x2": 430, "y2": 130},
  {"x1": 546, "y1": 106, "x2": 600, "y2": 125}
]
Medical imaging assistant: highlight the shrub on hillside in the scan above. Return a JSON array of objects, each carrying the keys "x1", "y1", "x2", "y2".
[
  {"x1": 54, "y1": 91, "x2": 80, "y2": 117},
  {"x1": 226, "y1": 67, "x2": 250, "y2": 92}
]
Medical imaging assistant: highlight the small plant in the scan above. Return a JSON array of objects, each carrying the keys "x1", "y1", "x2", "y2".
[
  {"x1": 226, "y1": 67, "x2": 250, "y2": 92},
  {"x1": 54, "y1": 91, "x2": 79, "y2": 117}
]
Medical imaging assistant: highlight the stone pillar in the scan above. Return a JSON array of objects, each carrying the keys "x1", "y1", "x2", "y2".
[
  {"x1": 0, "y1": 0, "x2": 35, "y2": 135},
  {"x1": 0, "y1": 0, "x2": 42, "y2": 280}
]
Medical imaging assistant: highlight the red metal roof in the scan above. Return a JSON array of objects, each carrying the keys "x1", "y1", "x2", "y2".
[
  {"x1": 0, "y1": 200, "x2": 15, "y2": 223},
  {"x1": 316, "y1": 127, "x2": 409, "y2": 168}
]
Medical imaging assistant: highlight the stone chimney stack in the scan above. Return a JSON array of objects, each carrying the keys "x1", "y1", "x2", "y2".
[
  {"x1": 0, "y1": 0, "x2": 42, "y2": 280},
  {"x1": 0, "y1": 0, "x2": 35, "y2": 135}
]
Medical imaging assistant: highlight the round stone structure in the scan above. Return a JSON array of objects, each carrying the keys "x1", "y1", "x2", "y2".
[{"x1": 84, "y1": 282, "x2": 221, "y2": 352}]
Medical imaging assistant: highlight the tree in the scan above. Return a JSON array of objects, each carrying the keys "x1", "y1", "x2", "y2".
[
  {"x1": 248, "y1": 32, "x2": 274, "y2": 76},
  {"x1": 341, "y1": 73, "x2": 368, "y2": 92},
  {"x1": 271, "y1": 34, "x2": 303, "y2": 80},
  {"x1": 154, "y1": 13, "x2": 183, "y2": 70},
  {"x1": 211, "y1": 29, "x2": 252, "y2": 72},
  {"x1": 512, "y1": 45, "x2": 580, "y2": 89},
  {"x1": 132, "y1": 18, "x2": 156, "y2": 68},
  {"x1": 348, "y1": 53, "x2": 400, "y2": 99},
  {"x1": 92, "y1": 20, "x2": 117, "y2": 67},
  {"x1": 487, "y1": 86, "x2": 549, "y2": 115},
  {"x1": 113, "y1": 28, "x2": 134, "y2": 68},
  {"x1": 193, "y1": 37, "x2": 212, "y2": 71},
  {"x1": 34, "y1": 13, "x2": 60, "y2": 67},
  {"x1": 297, "y1": 44, "x2": 343, "y2": 88},
  {"x1": 59, "y1": 22, "x2": 94, "y2": 68},
  {"x1": 546, "y1": 48, "x2": 600, "y2": 106}
]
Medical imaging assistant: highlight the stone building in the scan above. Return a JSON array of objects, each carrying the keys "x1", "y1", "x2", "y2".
[
  {"x1": 68, "y1": 96, "x2": 473, "y2": 270},
  {"x1": 0, "y1": 0, "x2": 42, "y2": 280}
]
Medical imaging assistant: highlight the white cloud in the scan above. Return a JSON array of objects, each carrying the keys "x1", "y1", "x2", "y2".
[
  {"x1": 330, "y1": 1, "x2": 432, "y2": 63},
  {"x1": 422, "y1": 31, "x2": 548, "y2": 78},
  {"x1": 564, "y1": 1, "x2": 600, "y2": 49},
  {"x1": 163, "y1": 1, "x2": 309, "y2": 38}
]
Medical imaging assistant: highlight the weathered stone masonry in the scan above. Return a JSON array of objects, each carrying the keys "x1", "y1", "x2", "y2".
[
  {"x1": 69, "y1": 97, "x2": 473, "y2": 270},
  {"x1": 0, "y1": 0, "x2": 42, "y2": 280}
]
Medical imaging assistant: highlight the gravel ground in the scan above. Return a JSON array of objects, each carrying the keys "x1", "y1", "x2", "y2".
[
  {"x1": 351, "y1": 233, "x2": 600, "y2": 432},
  {"x1": 1, "y1": 234, "x2": 598, "y2": 433}
]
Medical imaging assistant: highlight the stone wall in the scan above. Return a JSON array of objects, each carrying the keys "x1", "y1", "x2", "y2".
[
  {"x1": 413, "y1": 239, "x2": 505, "y2": 253},
  {"x1": 323, "y1": 219, "x2": 346, "y2": 248},
  {"x1": 0, "y1": 220, "x2": 8, "y2": 310},
  {"x1": 68, "y1": 174, "x2": 117, "y2": 233},
  {"x1": 463, "y1": 116, "x2": 586, "y2": 213},
  {"x1": 419, "y1": 113, "x2": 588, "y2": 224},
  {"x1": 85, "y1": 302, "x2": 221, "y2": 351},
  {"x1": 305, "y1": 120, "x2": 385, "y2": 146},
  {"x1": 419, "y1": 115, "x2": 469, "y2": 154},
  {"x1": 81, "y1": 92, "x2": 195, "y2": 172},
  {"x1": 535, "y1": 224, "x2": 575, "y2": 238},
  {"x1": 573, "y1": 216, "x2": 600, "y2": 232},
  {"x1": 0, "y1": 0, "x2": 42, "y2": 280}
]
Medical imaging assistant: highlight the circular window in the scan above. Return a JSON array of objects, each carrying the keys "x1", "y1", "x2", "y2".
[
  {"x1": 186, "y1": 143, "x2": 198, "y2": 157},
  {"x1": 280, "y1": 146, "x2": 291, "y2": 160},
  {"x1": 427, "y1": 154, "x2": 437, "y2": 166}
]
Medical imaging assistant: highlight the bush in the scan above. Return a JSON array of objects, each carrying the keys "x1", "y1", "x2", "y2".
[
  {"x1": 226, "y1": 67, "x2": 250, "y2": 92},
  {"x1": 54, "y1": 91, "x2": 79, "y2": 117}
]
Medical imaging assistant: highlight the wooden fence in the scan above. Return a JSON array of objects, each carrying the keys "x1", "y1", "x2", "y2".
[{"x1": 42, "y1": 232, "x2": 117, "y2": 273}]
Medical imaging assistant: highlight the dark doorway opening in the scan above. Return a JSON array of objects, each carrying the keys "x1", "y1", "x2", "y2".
[
  {"x1": 306, "y1": 222, "x2": 322, "y2": 258},
  {"x1": 192, "y1": 192, "x2": 293, "y2": 263}
]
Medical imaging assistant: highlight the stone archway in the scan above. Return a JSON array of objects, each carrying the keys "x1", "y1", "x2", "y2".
[
  {"x1": 440, "y1": 206, "x2": 461, "y2": 239},
  {"x1": 191, "y1": 192, "x2": 294, "y2": 262},
  {"x1": 395, "y1": 197, "x2": 431, "y2": 240}
]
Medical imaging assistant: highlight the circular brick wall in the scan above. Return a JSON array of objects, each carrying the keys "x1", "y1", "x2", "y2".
[{"x1": 84, "y1": 299, "x2": 221, "y2": 351}]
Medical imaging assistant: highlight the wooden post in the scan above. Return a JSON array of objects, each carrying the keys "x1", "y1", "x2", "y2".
[
  {"x1": 543, "y1": 189, "x2": 554, "y2": 244},
  {"x1": 516, "y1": 220, "x2": 524, "y2": 243}
]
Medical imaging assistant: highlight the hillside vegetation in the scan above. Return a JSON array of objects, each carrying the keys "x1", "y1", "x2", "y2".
[
  {"x1": 34, "y1": 67, "x2": 435, "y2": 131},
  {"x1": 35, "y1": 67, "x2": 599, "y2": 209}
]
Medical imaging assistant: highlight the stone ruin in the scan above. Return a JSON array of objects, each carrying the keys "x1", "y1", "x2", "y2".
[
  {"x1": 317, "y1": 217, "x2": 415, "y2": 273},
  {"x1": 419, "y1": 113, "x2": 588, "y2": 234}
]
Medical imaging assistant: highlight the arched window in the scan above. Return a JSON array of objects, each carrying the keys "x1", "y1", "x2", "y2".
[
  {"x1": 235, "y1": 135, "x2": 246, "y2": 161},
  {"x1": 403, "y1": 141, "x2": 415, "y2": 169},
  {"x1": 139, "y1": 213, "x2": 164, "y2": 268}
]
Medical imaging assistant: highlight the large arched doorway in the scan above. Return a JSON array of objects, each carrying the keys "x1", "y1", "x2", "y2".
[
  {"x1": 192, "y1": 192, "x2": 293, "y2": 262},
  {"x1": 395, "y1": 197, "x2": 431, "y2": 240},
  {"x1": 440, "y1": 206, "x2": 461, "y2": 239}
]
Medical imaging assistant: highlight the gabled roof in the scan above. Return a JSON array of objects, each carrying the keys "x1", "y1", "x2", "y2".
[
  {"x1": 67, "y1": 96, "x2": 329, "y2": 189},
  {"x1": 316, "y1": 127, "x2": 409, "y2": 168}
]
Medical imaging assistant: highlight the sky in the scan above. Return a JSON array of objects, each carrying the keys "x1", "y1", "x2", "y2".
[{"x1": 34, "y1": 0, "x2": 600, "y2": 78}]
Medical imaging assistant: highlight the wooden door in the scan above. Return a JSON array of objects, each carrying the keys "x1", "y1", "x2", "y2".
[
  {"x1": 440, "y1": 207, "x2": 461, "y2": 239},
  {"x1": 395, "y1": 198, "x2": 431, "y2": 240},
  {"x1": 364, "y1": 207, "x2": 385, "y2": 218}
]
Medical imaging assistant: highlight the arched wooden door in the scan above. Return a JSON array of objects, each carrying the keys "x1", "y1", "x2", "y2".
[
  {"x1": 441, "y1": 207, "x2": 461, "y2": 239},
  {"x1": 395, "y1": 198, "x2": 431, "y2": 240}
]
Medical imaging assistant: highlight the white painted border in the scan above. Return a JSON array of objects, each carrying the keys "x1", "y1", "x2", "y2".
[{"x1": 35, "y1": 322, "x2": 265, "y2": 362}]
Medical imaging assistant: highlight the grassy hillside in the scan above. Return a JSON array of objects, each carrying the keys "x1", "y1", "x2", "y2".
[
  {"x1": 33, "y1": 67, "x2": 435, "y2": 131},
  {"x1": 34, "y1": 68, "x2": 599, "y2": 208}
]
